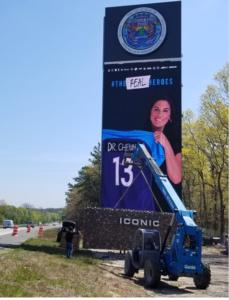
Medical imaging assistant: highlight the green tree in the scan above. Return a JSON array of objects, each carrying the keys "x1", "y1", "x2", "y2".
[
  {"x1": 182, "y1": 63, "x2": 228, "y2": 240},
  {"x1": 68, "y1": 143, "x2": 101, "y2": 207},
  {"x1": 182, "y1": 111, "x2": 214, "y2": 228},
  {"x1": 0, "y1": 200, "x2": 7, "y2": 223},
  {"x1": 197, "y1": 64, "x2": 228, "y2": 241},
  {"x1": 65, "y1": 188, "x2": 84, "y2": 229},
  {"x1": 50, "y1": 212, "x2": 60, "y2": 222},
  {"x1": 65, "y1": 143, "x2": 101, "y2": 228},
  {"x1": 21, "y1": 203, "x2": 34, "y2": 210},
  {"x1": 18, "y1": 207, "x2": 29, "y2": 224},
  {"x1": 6, "y1": 206, "x2": 17, "y2": 222}
]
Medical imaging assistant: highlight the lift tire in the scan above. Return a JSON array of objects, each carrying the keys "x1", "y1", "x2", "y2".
[
  {"x1": 193, "y1": 261, "x2": 211, "y2": 289},
  {"x1": 168, "y1": 274, "x2": 179, "y2": 281},
  {"x1": 144, "y1": 258, "x2": 161, "y2": 288},
  {"x1": 124, "y1": 251, "x2": 135, "y2": 277}
]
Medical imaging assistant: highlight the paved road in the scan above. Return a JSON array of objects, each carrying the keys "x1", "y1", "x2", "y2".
[{"x1": 0, "y1": 225, "x2": 56, "y2": 247}]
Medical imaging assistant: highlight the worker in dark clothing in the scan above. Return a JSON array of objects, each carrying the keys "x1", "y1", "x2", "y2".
[
  {"x1": 65, "y1": 226, "x2": 74, "y2": 258},
  {"x1": 225, "y1": 234, "x2": 228, "y2": 255}
]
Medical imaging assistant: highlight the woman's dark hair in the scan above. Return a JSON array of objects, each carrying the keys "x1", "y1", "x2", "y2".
[
  {"x1": 151, "y1": 94, "x2": 175, "y2": 134},
  {"x1": 151, "y1": 93, "x2": 175, "y2": 116},
  {"x1": 144, "y1": 93, "x2": 180, "y2": 151}
]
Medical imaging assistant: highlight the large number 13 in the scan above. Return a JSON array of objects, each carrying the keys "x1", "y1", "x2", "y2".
[{"x1": 113, "y1": 156, "x2": 133, "y2": 187}]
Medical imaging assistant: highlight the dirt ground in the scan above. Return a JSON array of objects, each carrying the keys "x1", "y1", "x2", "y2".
[{"x1": 93, "y1": 244, "x2": 228, "y2": 298}]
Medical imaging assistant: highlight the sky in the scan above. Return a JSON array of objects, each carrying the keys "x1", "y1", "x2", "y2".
[{"x1": 0, "y1": 0, "x2": 228, "y2": 209}]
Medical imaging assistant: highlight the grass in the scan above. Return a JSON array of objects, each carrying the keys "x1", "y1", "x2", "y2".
[
  {"x1": 0, "y1": 228, "x2": 149, "y2": 297},
  {"x1": 0, "y1": 229, "x2": 108, "y2": 297}
]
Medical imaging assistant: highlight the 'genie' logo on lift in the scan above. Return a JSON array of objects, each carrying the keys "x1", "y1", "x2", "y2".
[
  {"x1": 117, "y1": 7, "x2": 166, "y2": 55},
  {"x1": 184, "y1": 265, "x2": 196, "y2": 270}
]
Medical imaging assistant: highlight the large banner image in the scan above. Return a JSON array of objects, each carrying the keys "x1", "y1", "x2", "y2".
[{"x1": 101, "y1": 61, "x2": 181, "y2": 212}]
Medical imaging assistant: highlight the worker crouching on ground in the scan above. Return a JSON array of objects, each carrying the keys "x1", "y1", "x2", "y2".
[{"x1": 65, "y1": 226, "x2": 74, "y2": 258}]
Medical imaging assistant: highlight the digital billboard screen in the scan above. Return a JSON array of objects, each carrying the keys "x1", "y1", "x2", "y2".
[{"x1": 101, "y1": 61, "x2": 182, "y2": 212}]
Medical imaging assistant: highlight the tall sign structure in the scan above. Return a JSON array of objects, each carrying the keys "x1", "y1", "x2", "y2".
[{"x1": 101, "y1": 1, "x2": 182, "y2": 212}]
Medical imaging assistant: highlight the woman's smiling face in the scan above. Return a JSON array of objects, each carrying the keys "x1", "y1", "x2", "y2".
[{"x1": 150, "y1": 100, "x2": 171, "y2": 131}]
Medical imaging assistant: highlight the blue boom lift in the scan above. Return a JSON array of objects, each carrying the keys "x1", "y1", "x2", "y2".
[{"x1": 123, "y1": 143, "x2": 211, "y2": 289}]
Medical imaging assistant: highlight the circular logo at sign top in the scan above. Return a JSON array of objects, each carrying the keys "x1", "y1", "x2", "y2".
[{"x1": 117, "y1": 7, "x2": 166, "y2": 55}]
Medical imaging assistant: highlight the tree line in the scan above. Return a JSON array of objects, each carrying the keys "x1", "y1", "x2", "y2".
[
  {"x1": 65, "y1": 64, "x2": 228, "y2": 240},
  {"x1": 182, "y1": 63, "x2": 228, "y2": 241},
  {"x1": 0, "y1": 200, "x2": 62, "y2": 225}
]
